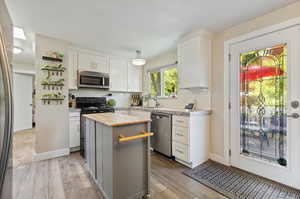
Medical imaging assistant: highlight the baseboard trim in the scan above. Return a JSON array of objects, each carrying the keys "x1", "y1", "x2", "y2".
[
  {"x1": 33, "y1": 148, "x2": 70, "y2": 161},
  {"x1": 210, "y1": 153, "x2": 230, "y2": 166},
  {"x1": 70, "y1": 146, "x2": 80, "y2": 152}
]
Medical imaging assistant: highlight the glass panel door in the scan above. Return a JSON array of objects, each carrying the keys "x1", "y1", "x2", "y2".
[
  {"x1": 240, "y1": 44, "x2": 288, "y2": 166},
  {"x1": 230, "y1": 26, "x2": 300, "y2": 189}
]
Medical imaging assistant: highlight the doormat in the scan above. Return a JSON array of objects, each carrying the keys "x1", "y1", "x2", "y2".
[{"x1": 183, "y1": 161, "x2": 300, "y2": 199}]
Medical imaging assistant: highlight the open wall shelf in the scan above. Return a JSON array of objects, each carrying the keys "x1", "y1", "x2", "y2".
[
  {"x1": 41, "y1": 68, "x2": 65, "y2": 72},
  {"x1": 40, "y1": 52, "x2": 65, "y2": 105},
  {"x1": 41, "y1": 84, "x2": 64, "y2": 90},
  {"x1": 41, "y1": 98, "x2": 65, "y2": 105},
  {"x1": 42, "y1": 56, "x2": 63, "y2": 62}
]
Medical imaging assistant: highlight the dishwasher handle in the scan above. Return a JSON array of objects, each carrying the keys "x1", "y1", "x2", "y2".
[{"x1": 151, "y1": 112, "x2": 172, "y2": 119}]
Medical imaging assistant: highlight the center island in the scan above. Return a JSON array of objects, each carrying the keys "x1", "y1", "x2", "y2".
[{"x1": 83, "y1": 112, "x2": 152, "y2": 199}]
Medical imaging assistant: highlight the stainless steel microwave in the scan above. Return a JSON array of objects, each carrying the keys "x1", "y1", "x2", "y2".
[{"x1": 78, "y1": 71, "x2": 110, "y2": 89}]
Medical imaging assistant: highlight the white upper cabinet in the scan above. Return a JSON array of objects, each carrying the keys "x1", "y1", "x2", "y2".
[
  {"x1": 177, "y1": 30, "x2": 212, "y2": 89},
  {"x1": 78, "y1": 50, "x2": 109, "y2": 73},
  {"x1": 109, "y1": 57, "x2": 128, "y2": 92},
  {"x1": 127, "y1": 62, "x2": 142, "y2": 92},
  {"x1": 68, "y1": 48, "x2": 78, "y2": 90}
]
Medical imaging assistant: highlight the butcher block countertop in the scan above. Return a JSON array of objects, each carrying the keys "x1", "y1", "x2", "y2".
[{"x1": 83, "y1": 112, "x2": 151, "y2": 127}]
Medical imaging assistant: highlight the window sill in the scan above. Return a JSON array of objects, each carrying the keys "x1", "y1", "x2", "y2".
[{"x1": 156, "y1": 96, "x2": 177, "y2": 99}]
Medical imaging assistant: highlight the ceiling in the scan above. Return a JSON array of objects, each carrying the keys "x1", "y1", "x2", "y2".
[{"x1": 6, "y1": 0, "x2": 298, "y2": 65}]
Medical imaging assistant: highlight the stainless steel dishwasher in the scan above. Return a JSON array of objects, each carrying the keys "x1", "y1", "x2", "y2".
[{"x1": 151, "y1": 112, "x2": 172, "y2": 157}]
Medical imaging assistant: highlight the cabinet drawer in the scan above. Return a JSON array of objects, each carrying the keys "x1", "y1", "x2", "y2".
[
  {"x1": 172, "y1": 142, "x2": 189, "y2": 162},
  {"x1": 173, "y1": 116, "x2": 189, "y2": 127},
  {"x1": 172, "y1": 126, "x2": 189, "y2": 144}
]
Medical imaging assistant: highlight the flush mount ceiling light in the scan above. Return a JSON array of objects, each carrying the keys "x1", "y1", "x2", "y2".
[
  {"x1": 132, "y1": 50, "x2": 146, "y2": 66},
  {"x1": 13, "y1": 46, "x2": 23, "y2": 54},
  {"x1": 13, "y1": 27, "x2": 26, "y2": 40}
]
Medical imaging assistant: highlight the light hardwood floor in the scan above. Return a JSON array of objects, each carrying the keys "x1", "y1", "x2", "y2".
[
  {"x1": 13, "y1": 130, "x2": 226, "y2": 199},
  {"x1": 13, "y1": 129, "x2": 36, "y2": 167}
]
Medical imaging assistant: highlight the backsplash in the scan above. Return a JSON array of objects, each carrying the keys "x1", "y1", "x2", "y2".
[
  {"x1": 70, "y1": 89, "x2": 131, "y2": 108},
  {"x1": 157, "y1": 88, "x2": 211, "y2": 109}
]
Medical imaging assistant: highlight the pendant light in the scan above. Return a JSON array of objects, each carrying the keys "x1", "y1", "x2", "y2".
[{"x1": 132, "y1": 50, "x2": 146, "y2": 66}]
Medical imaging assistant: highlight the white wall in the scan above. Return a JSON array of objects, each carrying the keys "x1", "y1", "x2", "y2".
[
  {"x1": 13, "y1": 62, "x2": 35, "y2": 74},
  {"x1": 35, "y1": 34, "x2": 70, "y2": 154},
  {"x1": 143, "y1": 49, "x2": 211, "y2": 109},
  {"x1": 210, "y1": 1, "x2": 300, "y2": 159}
]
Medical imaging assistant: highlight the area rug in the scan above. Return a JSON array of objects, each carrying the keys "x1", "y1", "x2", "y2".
[{"x1": 183, "y1": 161, "x2": 300, "y2": 199}]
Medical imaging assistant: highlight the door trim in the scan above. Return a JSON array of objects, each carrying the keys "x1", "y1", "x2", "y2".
[{"x1": 223, "y1": 16, "x2": 300, "y2": 166}]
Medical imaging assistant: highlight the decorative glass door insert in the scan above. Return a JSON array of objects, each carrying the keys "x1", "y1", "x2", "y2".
[{"x1": 240, "y1": 44, "x2": 287, "y2": 166}]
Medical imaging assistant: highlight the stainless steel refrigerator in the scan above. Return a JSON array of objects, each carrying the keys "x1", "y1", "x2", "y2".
[{"x1": 0, "y1": 0, "x2": 13, "y2": 198}]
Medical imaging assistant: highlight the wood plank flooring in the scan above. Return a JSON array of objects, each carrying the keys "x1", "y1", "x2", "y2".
[
  {"x1": 13, "y1": 153, "x2": 103, "y2": 199},
  {"x1": 13, "y1": 129, "x2": 36, "y2": 167},
  {"x1": 13, "y1": 130, "x2": 226, "y2": 199}
]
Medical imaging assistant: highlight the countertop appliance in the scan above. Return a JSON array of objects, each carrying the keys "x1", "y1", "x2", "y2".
[
  {"x1": 151, "y1": 112, "x2": 172, "y2": 157},
  {"x1": 0, "y1": 1, "x2": 13, "y2": 198},
  {"x1": 78, "y1": 70, "x2": 109, "y2": 89},
  {"x1": 76, "y1": 97, "x2": 114, "y2": 158}
]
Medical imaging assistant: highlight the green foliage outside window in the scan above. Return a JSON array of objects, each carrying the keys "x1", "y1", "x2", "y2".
[
  {"x1": 164, "y1": 68, "x2": 178, "y2": 96},
  {"x1": 150, "y1": 67, "x2": 178, "y2": 97},
  {"x1": 150, "y1": 71, "x2": 161, "y2": 96}
]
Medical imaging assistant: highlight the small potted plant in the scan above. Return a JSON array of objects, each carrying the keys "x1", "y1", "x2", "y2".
[{"x1": 107, "y1": 99, "x2": 116, "y2": 107}]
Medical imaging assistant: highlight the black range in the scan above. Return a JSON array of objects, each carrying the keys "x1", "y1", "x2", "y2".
[{"x1": 76, "y1": 97, "x2": 114, "y2": 158}]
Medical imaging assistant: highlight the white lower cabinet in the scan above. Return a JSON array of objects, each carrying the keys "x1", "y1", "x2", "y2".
[
  {"x1": 69, "y1": 112, "x2": 80, "y2": 150},
  {"x1": 172, "y1": 114, "x2": 210, "y2": 168}
]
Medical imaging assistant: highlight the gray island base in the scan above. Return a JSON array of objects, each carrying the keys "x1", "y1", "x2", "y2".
[{"x1": 83, "y1": 113, "x2": 152, "y2": 199}]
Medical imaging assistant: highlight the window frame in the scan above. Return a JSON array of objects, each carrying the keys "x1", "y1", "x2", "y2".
[{"x1": 148, "y1": 65, "x2": 178, "y2": 98}]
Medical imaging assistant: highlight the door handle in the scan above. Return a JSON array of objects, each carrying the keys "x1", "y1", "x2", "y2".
[{"x1": 286, "y1": 113, "x2": 300, "y2": 119}]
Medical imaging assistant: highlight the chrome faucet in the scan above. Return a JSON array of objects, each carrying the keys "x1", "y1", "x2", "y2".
[{"x1": 154, "y1": 96, "x2": 160, "y2": 107}]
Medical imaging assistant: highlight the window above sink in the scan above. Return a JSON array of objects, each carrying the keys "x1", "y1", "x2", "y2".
[{"x1": 148, "y1": 65, "x2": 178, "y2": 98}]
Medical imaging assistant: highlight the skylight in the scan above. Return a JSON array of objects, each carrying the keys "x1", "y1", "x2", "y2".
[{"x1": 13, "y1": 27, "x2": 26, "y2": 40}]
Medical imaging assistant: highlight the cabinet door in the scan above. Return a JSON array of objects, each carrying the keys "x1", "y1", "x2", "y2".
[
  {"x1": 127, "y1": 62, "x2": 142, "y2": 92},
  {"x1": 68, "y1": 49, "x2": 78, "y2": 89},
  {"x1": 89, "y1": 120, "x2": 96, "y2": 179},
  {"x1": 78, "y1": 51, "x2": 109, "y2": 73},
  {"x1": 177, "y1": 36, "x2": 210, "y2": 88},
  {"x1": 69, "y1": 117, "x2": 80, "y2": 148},
  {"x1": 96, "y1": 123, "x2": 103, "y2": 185},
  {"x1": 109, "y1": 57, "x2": 128, "y2": 91},
  {"x1": 85, "y1": 119, "x2": 91, "y2": 170}
]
